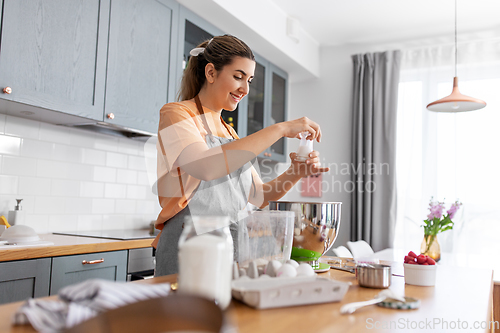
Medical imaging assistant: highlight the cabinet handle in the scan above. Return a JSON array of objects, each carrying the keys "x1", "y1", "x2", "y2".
[
  {"x1": 106, "y1": 113, "x2": 115, "y2": 120},
  {"x1": 3, "y1": 87, "x2": 12, "y2": 94},
  {"x1": 82, "y1": 258, "x2": 104, "y2": 265}
]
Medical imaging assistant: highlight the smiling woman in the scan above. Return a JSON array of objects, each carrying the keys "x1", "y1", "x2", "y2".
[{"x1": 152, "y1": 34, "x2": 330, "y2": 276}]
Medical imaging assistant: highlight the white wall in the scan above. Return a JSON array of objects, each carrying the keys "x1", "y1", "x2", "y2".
[{"x1": 0, "y1": 114, "x2": 160, "y2": 234}]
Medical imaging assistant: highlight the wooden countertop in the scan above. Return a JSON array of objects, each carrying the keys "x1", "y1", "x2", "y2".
[
  {"x1": 0, "y1": 234, "x2": 153, "y2": 262},
  {"x1": 0, "y1": 259, "x2": 494, "y2": 333}
]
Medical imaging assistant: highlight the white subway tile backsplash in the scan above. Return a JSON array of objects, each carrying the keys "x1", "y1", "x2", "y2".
[
  {"x1": 93, "y1": 166, "x2": 117, "y2": 183},
  {"x1": 35, "y1": 196, "x2": 65, "y2": 214},
  {"x1": 106, "y1": 152, "x2": 128, "y2": 168},
  {"x1": 136, "y1": 200, "x2": 158, "y2": 215},
  {"x1": 0, "y1": 135, "x2": 21, "y2": 155},
  {"x1": 82, "y1": 148, "x2": 106, "y2": 166},
  {"x1": 118, "y1": 138, "x2": 141, "y2": 155},
  {"x1": 2, "y1": 155, "x2": 37, "y2": 176},
  {"x1": 51, "y1": 179, "x2": 80, "y2": 197},
  {"x1": 77, "y1": 215, "x2": 103, "y2": 231},
  {"x1": 117, "y1": 169, "x2": 137, "y2": 184},
  {"x1": 126, "y1": 185, "x2": 147, "y2": 200},
  {"x1": 48, "y1": 214, "x2": 78, "y2": 232},
  {"x1": 18, "y1": 177, "x2": 51, "y2": 196},
  {"x1": 65, "y1": 198, "x2": 93, "y2": 214},
  {"x1": 104, "y1": 183, "x2": 127, "y2": 199},
  {"x1": 0, "y1": 114, "x2": 5, "y2": 134},
  {"x1": 70, "y1": 163, "x2": 94, "y2": 181},
  {"x1": 21, "y1": 138, "x2": 54, "y2": 159},
  {"x1": 37, "y1": 160, "x2": 69, "y2": 179},
  {"x1": 39, "y1": 122, "x2": 71, "y2": 143},
  {"x1": 128, "y1": 155, "x2": 146, "y2": 170},
  {"x1": 92, "y1": 198, "x2": 115, "y2": 214},
  {"x1": 115, "y1": 199, "x2": 136, "y2": 214},
  {"x1": 80, "y1": 181, "x2": 104, "y2": 198},
  {"x1": 24, "y1": 214, "x2": 49, "y2": 234},
  {"x1": 5, "y1": 116, "x2": 40, "y2": 139},
  {"x1": 1, "y1": 115, "x2": 160, "y2": 233},
  {"x1": 95, "y1": 137, "x2": 119, "y2": 152},
  {"x1": 137, "y1": 171, "x2": 149, "y2": 186},
  {"x1": 53, "y1": 143, "x2": 83, "y2": 163},
  {"x1": 0, "y1": 175, "x2": 18, "y2": 194}
]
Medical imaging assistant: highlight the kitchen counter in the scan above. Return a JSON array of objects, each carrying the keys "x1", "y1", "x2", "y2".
[
  {"x1": 0, "y1": 258, "x2": 494, "y2": 333},
  {"x1": 0, "y1": 234, "x2": 152, "y2": 262}
]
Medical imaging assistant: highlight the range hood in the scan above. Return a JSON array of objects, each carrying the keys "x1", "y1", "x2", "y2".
[{"x1": 63, "y1": 121, "x2": 156, "y2": 141}]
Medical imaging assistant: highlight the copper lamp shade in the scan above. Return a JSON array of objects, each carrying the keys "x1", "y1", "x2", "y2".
[
  {"x1": 426, "y1": 0, "x2": 486, "y2": 113},
  {"x1": 426, "y1": 77, "x2": 487, "y2": 112}
]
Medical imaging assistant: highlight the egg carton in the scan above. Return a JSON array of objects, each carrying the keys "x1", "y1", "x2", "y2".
[{"x1": 231, "y1": 276, "x2": 349, "y2": 309}]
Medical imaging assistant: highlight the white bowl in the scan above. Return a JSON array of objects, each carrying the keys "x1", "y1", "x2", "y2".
[
  {"x1": 0, "y1": 225, "x2": 40, "y2": 243},
  {"x1": 404, "y1": 263, "x2": 437, "y2": 286}
]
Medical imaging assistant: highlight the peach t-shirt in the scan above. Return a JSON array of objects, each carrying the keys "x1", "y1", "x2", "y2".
[{"x1": 152, "y1": 99, "x2": 238, "y2": 247}]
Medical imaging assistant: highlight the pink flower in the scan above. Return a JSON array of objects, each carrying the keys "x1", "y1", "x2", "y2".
[
  {"x1": 447, "y1": 201, "x2": 462, "y2": 219},
  {"x1": 427, "y1": 199, "x2": 445, "y2": 220}
]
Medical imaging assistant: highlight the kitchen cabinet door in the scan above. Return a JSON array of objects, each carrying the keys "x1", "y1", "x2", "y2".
[
  {"x1": 267, "y1": 64, "x2": 288, "y2": 162},
  {"x1": 0, "y1": 0, "x2": 109, "y2": 120},
  {"x1": 50, "y1": 250, "x2": 127, "y2": 295},
  {"x1": 104, "y1": 0, "x2": 178, "y2": 134},
  {"x1": 0, "y1": 258, "x2": 51, "y2": 305}
]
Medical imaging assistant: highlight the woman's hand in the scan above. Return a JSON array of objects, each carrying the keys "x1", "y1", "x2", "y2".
[
  {"x1": 279, "y1": 117, "x2": 322, "y2": 142},
  {"x1": 288, "y1": 150, "x2": 330, "y2": 178}
]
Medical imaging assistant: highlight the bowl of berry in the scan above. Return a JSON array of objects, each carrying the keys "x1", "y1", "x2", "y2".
[{"x1": 403, "y1": 251, "x2": 437, "y2": 286}]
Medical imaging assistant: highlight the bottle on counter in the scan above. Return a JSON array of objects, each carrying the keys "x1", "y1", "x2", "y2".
[
  {"x1": 8, "y1": 199, "x2": 25, "y2": 226},
  {"x1": 177, "y1": 215, "x2": 233, "y2": 309}
]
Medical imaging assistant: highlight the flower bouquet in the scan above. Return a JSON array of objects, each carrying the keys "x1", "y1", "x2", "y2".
[{"x1": 421, "y1": 198, "x2": 462, "y2": 261}]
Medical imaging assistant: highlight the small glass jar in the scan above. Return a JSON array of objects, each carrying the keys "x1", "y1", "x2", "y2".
[{"x1": 178, "y1": 215, "x2": 233, "y2": 309}]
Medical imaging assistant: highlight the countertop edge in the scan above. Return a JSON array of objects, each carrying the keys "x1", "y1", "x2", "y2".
[{"x1": 0, "y1": 234, "x2": 153, "y2": 262}]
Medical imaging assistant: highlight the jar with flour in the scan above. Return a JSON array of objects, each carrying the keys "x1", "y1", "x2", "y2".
[{"x1": 178, "y1": 215, "x2": 233, "y2": 309}]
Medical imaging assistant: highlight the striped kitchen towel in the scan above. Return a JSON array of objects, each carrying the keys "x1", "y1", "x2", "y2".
[{"x1": 13, "y1": 279, "x2": 171, "y2": 332}]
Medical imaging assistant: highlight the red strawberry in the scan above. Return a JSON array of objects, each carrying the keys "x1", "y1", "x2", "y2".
[
  {"x1": 408, "y1": 251, "x2": 417, "y2": 258},
  {"x1": 416, "y1": 255, "x2": 427, "y2": 264},
  {"x1": 404, "y1": 255, "x2": 413, "y2": 263},
  {"x1": 427, "y1": 257, "x2": 436, "y2": 265},
  {"x1": 422, "y1": 262, "x2": 429, "y2": 265},
  {"x1": 407, "y1": 260, "x2": 417, "y2": 264}
]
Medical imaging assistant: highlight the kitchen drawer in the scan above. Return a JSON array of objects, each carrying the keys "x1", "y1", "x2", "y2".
[
  {"x1": 0, "y1": 258, "x2": 51, "y2": 305},
  {"x1": 50, "y1": 250, "x2": 127, "y2": 295}
]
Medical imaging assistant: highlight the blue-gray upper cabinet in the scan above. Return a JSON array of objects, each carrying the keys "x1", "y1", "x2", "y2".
[
  {"x1": 267, "y1": 64, "x2": 288, "y2": 162},
  {"x1": 104, "y1": 0, "x2": 179, "y2": 134},
  {"x1": 50, "y1": 250, "x2": 127, "y2": 295},
  {"x1": 0, "y1": 258, "x2": 51, "y2": 305},
  {"x1": 0, "y1": 0, "x2": 109, "y2": 120}
]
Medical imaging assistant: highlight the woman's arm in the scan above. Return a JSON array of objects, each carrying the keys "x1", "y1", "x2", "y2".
[
  {"x1": 248, "y1": 151, "x2": 330, "y2": 208},
  {"x1": 174, "y1": 117, "x2": 323, "y2": 181}
]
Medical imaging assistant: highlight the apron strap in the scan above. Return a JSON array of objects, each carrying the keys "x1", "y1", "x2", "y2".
[{"x1": 194, "y1": 95, "x2": 236, "y2": 139}]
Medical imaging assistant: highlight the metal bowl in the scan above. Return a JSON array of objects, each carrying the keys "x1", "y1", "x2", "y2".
[
  {"x1": 268, "y1": 201, "x2": 341, "y2": 266},
  {"x1": 356, "y1": 264, "x2": 391, "y2": 288}
]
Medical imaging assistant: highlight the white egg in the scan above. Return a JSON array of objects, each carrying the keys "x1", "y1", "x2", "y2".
[
  {"x1": 276, "y1": 263, "x2": 297, "y2": 278},
  {"x1": 265, "y1": 260, "x2": 283, "y2": 277},
  {"x1": 286, "y1": 259, "x2": 299, "y2": 268},
  {"x1": 259, "y1": 274, "x2": 271, "y2": 279},
  {"x1": 296, "y1": 263, "x2": 315, "y2": 277}
]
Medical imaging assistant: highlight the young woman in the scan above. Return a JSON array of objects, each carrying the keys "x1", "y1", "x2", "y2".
[{"x1": 153, "y1": 35, "x2": 329, "y2": 276}]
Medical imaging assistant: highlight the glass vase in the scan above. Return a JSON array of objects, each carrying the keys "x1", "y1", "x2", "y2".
[{"x1": 420, "y1": 234, "x2": 441, "y2": 262}]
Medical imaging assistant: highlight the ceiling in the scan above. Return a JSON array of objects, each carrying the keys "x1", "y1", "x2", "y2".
[{"x1": 269, "y1": 0, "x2": 500, "y2": 46}]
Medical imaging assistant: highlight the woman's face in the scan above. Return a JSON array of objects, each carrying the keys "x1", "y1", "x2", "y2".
[{"x1": 209, "y1": 56, "x2": 255, "y2": 111}]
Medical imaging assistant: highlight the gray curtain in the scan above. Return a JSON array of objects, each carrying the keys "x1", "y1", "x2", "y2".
[{"x1": 350, "y1": 50, "x2": 401, "y2": 251}]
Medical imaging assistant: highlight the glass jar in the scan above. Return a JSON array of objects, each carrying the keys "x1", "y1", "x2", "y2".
[
  {"x1": 420, "y1": 234, "x2": 441, "y2": 262},
  {"x1": 178, "y1": 215, "x2": 233, "y2": 309}
]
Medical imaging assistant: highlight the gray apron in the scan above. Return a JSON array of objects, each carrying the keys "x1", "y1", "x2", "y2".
[{"x1": 155, "y1": 96, "x2": 253, "y2": 276}]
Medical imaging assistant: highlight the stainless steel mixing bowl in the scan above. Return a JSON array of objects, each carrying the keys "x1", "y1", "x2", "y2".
[{"x1": 268, "y1": 201, "x2": 342, "y2": 267}]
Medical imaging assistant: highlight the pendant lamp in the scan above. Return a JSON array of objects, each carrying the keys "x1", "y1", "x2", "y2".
[{"x1": 426, "y1": 0, "x2": 486, "y2": 112}]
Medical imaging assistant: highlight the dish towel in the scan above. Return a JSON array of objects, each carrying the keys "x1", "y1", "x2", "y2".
[{"x1": 12, "y1": 279, "x2": 171, "y2": 332}]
